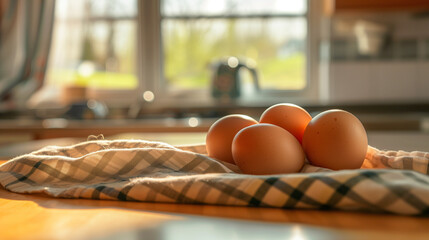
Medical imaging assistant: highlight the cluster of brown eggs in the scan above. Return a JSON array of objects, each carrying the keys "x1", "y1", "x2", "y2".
[{"x1": 205, "y1": 103, "x2": 368, "y2": 175}]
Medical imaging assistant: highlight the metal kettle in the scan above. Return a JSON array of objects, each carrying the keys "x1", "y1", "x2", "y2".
[{"x1": 211, "y1": 57, "x2": 259, "y2": 101}]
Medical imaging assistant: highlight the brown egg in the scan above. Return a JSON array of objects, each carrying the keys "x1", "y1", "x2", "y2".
[
  {"x1": 206, "y1": 114, "x2": 258, "y2": 164},
  {"x1": 302, "y1": 109, "x2": 368, "y2": 170},
  {"x1": 232, "y1": 123, "x2": 305, "y2": 175},
  {"x1": 259, "y1": 103, "x2": 312, "y2": 144}
]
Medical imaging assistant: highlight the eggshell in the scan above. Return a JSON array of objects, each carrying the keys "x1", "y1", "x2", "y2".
[
  {"x1": 302, "y1": 109, "x2": 368, "y2": 170},
  {"x1": 232, "y1": 123, "x2": 305, "y2": 175},
  {"x1": 259, "y1": 103, "x2": 312, "y2": 144},
  {"x1": 206, "y1": 114, "x2": 258, "y2": 164}
]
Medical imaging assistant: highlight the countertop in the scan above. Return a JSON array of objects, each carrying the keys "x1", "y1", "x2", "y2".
[{"x1": 1, "y1": 125, "x2": 429, "y2": 239}]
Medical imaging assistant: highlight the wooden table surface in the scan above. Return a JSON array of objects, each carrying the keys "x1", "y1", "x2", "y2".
[{"x1": 1, "y1": 158, "x2": 429, "y2": 240}]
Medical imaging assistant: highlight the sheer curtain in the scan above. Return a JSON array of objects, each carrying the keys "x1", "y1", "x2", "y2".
[{"x1": 0, "y1": 0, "x2": 55, "y2": 110}]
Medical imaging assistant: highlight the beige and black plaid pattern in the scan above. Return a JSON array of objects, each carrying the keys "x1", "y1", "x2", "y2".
[{"x1": 1, "y1": 139, "x2": 429, "y2": 215}]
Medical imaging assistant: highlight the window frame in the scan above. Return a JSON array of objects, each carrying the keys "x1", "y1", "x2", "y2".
[{"x1": 136, "y1": 0, "x2": 326, "y2": 109}]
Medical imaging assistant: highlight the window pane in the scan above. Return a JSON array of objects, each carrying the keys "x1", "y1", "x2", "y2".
[
  {"x1": 162, "y1": 0, "x2": 306, "y2": 16},
  {"x1": 46, "y1": 0, "x2": 137, "y2": 92},
  {"x1": 162, "y1": 18, "x2": 307, "y2": 91},
  {"x1": 90, "y1": 0, "x2": 137, "y2": 17}
]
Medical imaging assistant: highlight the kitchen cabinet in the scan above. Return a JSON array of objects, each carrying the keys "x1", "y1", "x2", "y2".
[
  {"x1": 332, "y1": 0, "x2": 429, "y2": 12},
  {"x1": 329, "y1": 62, "x2": 373, "y2": 102},
  {"x1": 368, "y1": 131, "x2": 429, "y2": 152},
  {"x1": 372, "y1": 62, "x2": 418, "y2": 102},
  {"x1": 417, "y1": 61, "x2": 429, "y2": 101},
  {"x1": 329, "y1": 61, "x2": 427, "y2": 103}
]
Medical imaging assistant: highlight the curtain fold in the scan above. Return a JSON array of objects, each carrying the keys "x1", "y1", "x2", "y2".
[{"x1": 0, "y1": 0, "x2": 55, "y2": 109}]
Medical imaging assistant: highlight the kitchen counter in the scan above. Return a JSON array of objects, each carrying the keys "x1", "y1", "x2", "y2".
[
  {"x1": 0, "y1": 111, "x2": 427, "y2": 138},
  {"x1": 1, "y1": 106, "x2": 428, "y2": 155},
  {"x1": 1, "y1": 123, "x2": 428, "y2": 239}
]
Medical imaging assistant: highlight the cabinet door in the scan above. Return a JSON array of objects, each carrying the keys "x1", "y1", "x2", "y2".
[
  {"x1": 371, "y1": 62, "x2": 418, "y2": 102},
  {"x1": 417, "y1": 62, "x2": 429, "y2": 101},
  {"x1": 329, "y1": 62, "x2": 372, "y2": 103}
]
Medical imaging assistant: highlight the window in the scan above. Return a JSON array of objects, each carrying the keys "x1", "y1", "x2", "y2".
[
  {"x1": 162, "y1": 0, "x2": 307, "y2": 91},
  {"x1": 45, "y1": 0, "x2": 138, "y2": 106},
  {"x1": 45, "y1": 0, "x2": 321, "y2": 109}
]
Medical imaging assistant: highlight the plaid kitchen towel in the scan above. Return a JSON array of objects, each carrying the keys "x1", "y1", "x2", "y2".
[{"x1": 0, "y1": 138, "x2": 429, "y2": 215}]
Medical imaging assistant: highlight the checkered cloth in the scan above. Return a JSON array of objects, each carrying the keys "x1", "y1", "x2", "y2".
[{"x1": 1, "y1": 138, "x2": 429, "y2": 215}]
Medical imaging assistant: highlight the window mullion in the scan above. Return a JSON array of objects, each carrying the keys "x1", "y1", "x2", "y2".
[{"x1": 137, "y1": 0, "x2": 162, "y2": 104}]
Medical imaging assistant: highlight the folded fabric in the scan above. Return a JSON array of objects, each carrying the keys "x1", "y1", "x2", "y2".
[{"x1": 0, "y1": 138, "x2": 428, "y2": 215}]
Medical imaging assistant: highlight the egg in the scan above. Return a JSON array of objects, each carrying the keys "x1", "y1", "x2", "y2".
[
  {"x1": 206, "y1": 114, "x2": 258, "y2": 164},
  {"x1": 232, "y1": 123, "x2": 305, "y2": 175},
  {"x1": 302, "y1": 109, "x2": 368, "y2": 170},
  {"x1": 259, "y1": 103, "x2": 312, "y2": 144}
]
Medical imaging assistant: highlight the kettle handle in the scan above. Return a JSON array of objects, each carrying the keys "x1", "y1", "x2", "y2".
[{"x1": 239, "y1": 64, "x2": 260, "y2": 91}]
